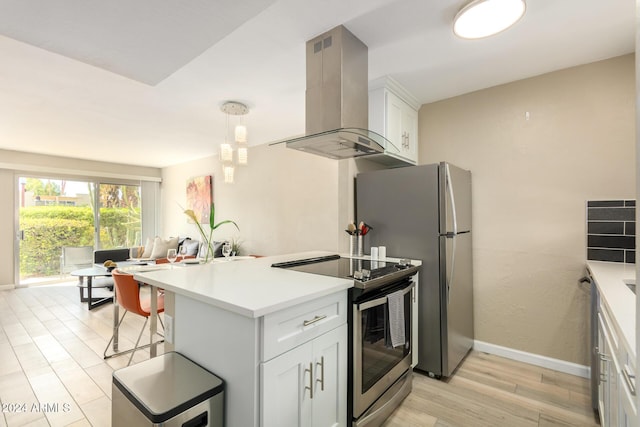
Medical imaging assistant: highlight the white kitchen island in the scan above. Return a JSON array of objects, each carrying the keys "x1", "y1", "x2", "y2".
[{"x1": 133, "y1": 252, "x2": 353, "y2": 427}]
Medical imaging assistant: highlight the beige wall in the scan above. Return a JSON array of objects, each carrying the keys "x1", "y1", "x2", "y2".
[
  {"x1": 159, "y1": 142, "x2": 388, "y2": 257},
  {"x1": 0, "y1": 149, "x2": 161, "y2": 286},
  {"x1": 161, "y1": 143, "x2": 346, "y2": 256},
  {"x1": 0, "y1": 149, "x2": 162, "y2": 182},
  {"x1": 419, "y1": 54, "x2": 636, "y2": 365}
]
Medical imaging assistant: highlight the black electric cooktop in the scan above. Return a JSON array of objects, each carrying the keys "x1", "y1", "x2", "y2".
[{"x1": 272, "y1": 254, "x2": 418, "y2": 290}]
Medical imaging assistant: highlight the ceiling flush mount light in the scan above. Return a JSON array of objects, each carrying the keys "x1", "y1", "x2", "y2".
[
  {"x1": 453, "y1": 0, "x2": 526, "y2": 39},
  {"x1": 220, "y1": 101, "x2": 250, "y2": 183}
]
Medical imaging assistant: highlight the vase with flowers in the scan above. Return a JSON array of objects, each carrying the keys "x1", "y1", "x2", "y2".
[{"x1": 183, "y1": 203, "x2": 239, "y2": 263}]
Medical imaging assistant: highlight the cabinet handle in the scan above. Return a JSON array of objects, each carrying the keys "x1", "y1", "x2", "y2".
[
  {"x1": 599, "y1": 353, "x2": 610, "y2": 383},
  {"x1": 401, "y1": 132, "x2": 409, "y2": 149},
  {"x1": 623, "y1": 365, "x2": 636, "y2": 396},
  {"x1": 304, "y1": 362, "x2": 313, "y2": 399},
  {"x1": 316, "y1": 356, "x2": 325, "y2": 392},
  {"x1": 303, "y1": 315, "x2": 327, "y2": 327}
]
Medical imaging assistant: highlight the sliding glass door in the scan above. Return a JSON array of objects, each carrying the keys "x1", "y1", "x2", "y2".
[
  {"x1": 16, "y1": 176, "x2": 142, "y2": 286},
  {"x1": 17, "y1": 177, "x2": 95, "y2": 285},
  {"x1": 97, "y1": 183, "x2": 141, "y2": 249}
]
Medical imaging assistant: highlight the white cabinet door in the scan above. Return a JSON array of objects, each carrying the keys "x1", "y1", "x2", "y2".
[
  {"x1": 262, "y1": 342, "x2": 313, "y2": 427},
  {"x1": 385, "y1": 91, "x2": 418, "y2": 164},
  {"x1": 398, "y1": 95, "x2": 418, "y2": 162},
  {"x1": 386, "y1": 91, "x2": 403, "y2": 154},
  {"x1": 598, "y1": 311, "x2": 623, "y2": 427},
  {"x1": 619, "y1": 370, "x2": 638, "y2": 427},
  {"x1": 369, "y1": 83, "x2": 419, "y2": 165},
  {"x1": 608, "y1": 341, "x2": 619, "y2": 427},
  {"x1": 262, "y1": 324, "x2": 347, "y2": 427},
  {"x1": 597, "y1": 314, "x2": 610, "y2": 427},
  {"x1": 311, "y1": 324, "x2": 347, "y2": 427}
]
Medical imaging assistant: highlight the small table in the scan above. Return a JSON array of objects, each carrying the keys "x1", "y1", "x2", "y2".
[{"x1": 71, "y1": 266, "x2": 114, "y2": 310}]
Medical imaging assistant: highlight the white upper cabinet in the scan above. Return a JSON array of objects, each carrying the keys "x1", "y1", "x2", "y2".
[{"x1": 369, "y1": 76, "x2": 420, "y2": 165}]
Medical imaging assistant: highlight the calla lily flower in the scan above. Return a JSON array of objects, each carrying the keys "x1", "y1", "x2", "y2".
[{"x1": 182, "y1": 203, "x2": 239, "y2": 262}]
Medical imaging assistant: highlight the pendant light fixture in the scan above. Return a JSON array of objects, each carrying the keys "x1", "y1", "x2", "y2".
[
  {"x1": 220, "y1": 101, "x2": 250, "y2": 183},
  {"x1": 453, "y1": 0, "x2": 526, "y2": 39}
]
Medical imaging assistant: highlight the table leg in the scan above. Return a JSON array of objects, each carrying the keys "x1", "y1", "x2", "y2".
[
  {"x1": 113, "y1": 287, "x2": 119, "y2": 352},
  {"x1": 87, "y1": 276, "x2": 93, "y2": 308},
  {"x1": 150, "y1": 285, "x2": 157, "y2": 358},
  {"x1": 77, "y1": 276, "x2": 84, "y2": 300},
  {"x1": 77, "y1": 275, "x2": 113, "y2": 310}
]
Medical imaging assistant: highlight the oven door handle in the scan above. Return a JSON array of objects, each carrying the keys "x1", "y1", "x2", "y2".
[{"x1": 356, "y1": 282, "x2": 415, "y2": 312}]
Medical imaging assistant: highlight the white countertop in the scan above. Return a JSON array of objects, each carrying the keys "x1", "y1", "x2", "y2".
[
  {"x1": 586, "y1": 261, "x2": 636, "y2": 358},
  {"x1": 133, "y1": 251, "x2": 356, "y2": 318}
]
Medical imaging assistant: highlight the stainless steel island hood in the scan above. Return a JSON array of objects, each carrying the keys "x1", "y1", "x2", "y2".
[{"x1": 274, "y1": 25, "x2": 409, "y2": 165}]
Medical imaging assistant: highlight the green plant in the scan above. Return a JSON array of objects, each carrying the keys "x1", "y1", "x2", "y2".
[
  {"x1": 183, "y1": 203, "x2": 239, "y2": 262},
  {"x1": 18, "y1": 204, "x2": 141, "y2": 278},
  {"x1": 19, "y1": 211, "x2": 94, "y2": 277},
  {"x1": 99, "y1": 206, "x2": 141, "y2": 248},
  {"x1": 230, "y1": 237, "x2": 243, "y2": 256}
]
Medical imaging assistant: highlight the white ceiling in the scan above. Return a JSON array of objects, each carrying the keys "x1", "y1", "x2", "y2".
[{"x1": 0, "y1": 0, "x2": 634, "y2": 168}]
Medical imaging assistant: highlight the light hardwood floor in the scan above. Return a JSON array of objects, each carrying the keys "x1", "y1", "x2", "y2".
[
  {"x1": 383, "y1": 352, "x2": 599, "y2": 427},
  {"x1": 1, "y1": 283, "x2": 599, "y2": 427}
]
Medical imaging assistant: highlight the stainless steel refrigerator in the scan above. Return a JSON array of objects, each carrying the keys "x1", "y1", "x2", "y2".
[{"x1": 356, "y1": 162, "x2": 473, "y2": 377}]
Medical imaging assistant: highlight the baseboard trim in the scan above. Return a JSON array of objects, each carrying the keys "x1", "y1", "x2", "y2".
[
  {"x1": 0, "y1": 284, "x2": 15, "y2": 291},
  {"x1": 474, "y1": 340, "x2": 590, "y2": 379}
]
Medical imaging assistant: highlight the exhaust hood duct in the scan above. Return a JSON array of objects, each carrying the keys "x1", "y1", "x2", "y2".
[{"x1": 279, "y1": 25, "x2": 401, "y2": 161}]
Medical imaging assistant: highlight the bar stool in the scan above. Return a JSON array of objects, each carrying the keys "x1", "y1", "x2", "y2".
[{"x1": 104, "y1": 269, "x2": 165, "y2": 366}]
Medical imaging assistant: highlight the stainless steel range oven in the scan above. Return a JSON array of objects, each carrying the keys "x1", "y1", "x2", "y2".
[
  {"x1": 351, "y1": 274, "x2": 414, "y2": 426},
  {"x1": 272, "y1": 255, "x2": 419, "y2": 426}
]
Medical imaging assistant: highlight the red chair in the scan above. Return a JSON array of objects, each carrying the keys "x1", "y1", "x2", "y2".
[{"x1": 103, "y1": 269, "x2": 165, "y2": 366}]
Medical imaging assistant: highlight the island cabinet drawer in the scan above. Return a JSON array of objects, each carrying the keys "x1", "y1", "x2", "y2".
[{"x1": 261, "y1": 290, "x2": 347, "y2": 362}]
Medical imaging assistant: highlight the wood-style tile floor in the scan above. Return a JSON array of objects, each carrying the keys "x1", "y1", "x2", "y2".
[
  {"x1": 0, "y1": 282, "x2": 165, "y2": 427},
  {"x1": 1, "y1": 283, "x2": 599, "y2": 426},
  {"x1": 383, "y1": 351, "x2": 600, "y2": 426}
]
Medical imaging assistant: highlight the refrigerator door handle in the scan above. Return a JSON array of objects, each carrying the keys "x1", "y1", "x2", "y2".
[
  {"x1": 445, "y1": 163, "x2": 458, "y2": 304},
  {"x1": 445, "y1": 163, "x2": 458, "y2": 235},
  {"x1": 447, "y1": 235, "x2": 456, "y2": 305}
]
